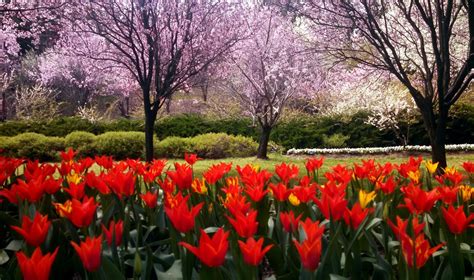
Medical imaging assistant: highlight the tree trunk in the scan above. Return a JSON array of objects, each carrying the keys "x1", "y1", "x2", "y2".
[
  {"x1": 420, "y1": 106, "x2": 448, "y2": 170},
  {"x1": 144, "y1": 112, "x2": 156, "y2": 162},
  {"x1": 257, "y1": 126, "x2": 272, "y2": 159},
  {"x1": 1, "y1": 91, "x2": 5, "y2": 121},
  {"x1": 431, "y1": 109, "x2": 448, "y2": 169}
]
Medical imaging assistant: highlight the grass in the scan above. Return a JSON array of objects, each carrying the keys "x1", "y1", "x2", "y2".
[{"x1": 168, "y1": 152, "x2": 474, "y2": 177}]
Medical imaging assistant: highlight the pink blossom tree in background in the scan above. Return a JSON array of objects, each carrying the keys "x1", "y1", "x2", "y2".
[
  {"x1": 223, "y1": 6, "x2": 321, "y2": 159},
  {"x1": 63, "y1": 0, "x2": 244, "y2": 161},
  {"x1": 35, "y1": 33, "x2": 138, "y2": 114},
  {"x1": 283, "y1": 0, "x2": 474, "y2": 169}
]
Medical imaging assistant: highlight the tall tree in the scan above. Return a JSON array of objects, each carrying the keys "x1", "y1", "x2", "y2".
[
  {"x1": 66, "y1": 0, "x2": 243, "y2": 161},
  {"x1": 286, "y1": 0, "x2": 474, "y2": 168},
  {"x1": 224, "y1": 7, "x2": 319, "y2": 159}
]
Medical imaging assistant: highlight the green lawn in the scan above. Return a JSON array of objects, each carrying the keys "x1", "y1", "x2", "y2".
[{"x1": 169, "y1": 152, "x2": 474, "y2": 177}]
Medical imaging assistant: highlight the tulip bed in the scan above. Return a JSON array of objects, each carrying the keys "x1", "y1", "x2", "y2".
[{"x1": 0, "y1": 149, "x2": 473, "y2": 280}]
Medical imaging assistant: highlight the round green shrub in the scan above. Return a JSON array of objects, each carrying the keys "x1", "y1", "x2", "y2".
[
  {"x1": 94, "y1": 131, "x2": 145, "y2": 160},
  {"x1": 65, "y1": 131, "x2": 97, "y2": 157},
  {"x1": 156, "y1": 133, "x2": 258, "y2": 159},
  {"x1": 154, "y1": 136, "x2": 193, "y2": 158},
  {"x1": 192, "y1": 133, "x2": 257, "y2": 158},
  {"x1": 9, "y1": 133, "x2": 65, "y2": 161}
]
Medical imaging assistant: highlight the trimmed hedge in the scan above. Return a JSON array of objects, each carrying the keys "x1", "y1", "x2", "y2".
[
  {"x1": 0, "y1": 104, "x2": 472, "y2": 150},
  {"x1": 0, "y1": 132, "x2": 257, "y2": 161},
  {"x1": 155, "y1": 133, "x2": 258, "y2": 159}
]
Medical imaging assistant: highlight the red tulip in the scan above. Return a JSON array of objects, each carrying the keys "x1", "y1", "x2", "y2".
[
  {"x1": 291, "y1": 185, "x2": 316, "y2": 204},
  {"x1": 60, "y1": 148, "x2": 77, "y2": 162},
  {"x1": 293, "y1": 239, "x2": 322, "y2": 271},
  {"x1": 203, "y1": 162, "x2": 232, "y2": 185},
  {"x1": 165, "y1": 195, "x2": 203, "y2": 233},
  {"x1": 64, "y1": 182, "x2": 86, "y2": 200},
  {"x1": 167, "y1": 163, "x2": 193, "y2": 190},
  {"x1": 94, "y1": 155, "x2": 114, "y2": 169},
  {"x1": 16, "y1": 247, "x2": 58, "y2": 280},
  {"x1": 269, "y1": 183, "x2": 290, "y2": 202},
  {"x1": 179, "y1": 228, "x2": 229, "y2": 267},
  {"x1": 11, "y1": 212, "x2": 51, "y2": 247},
  {"x1": 275, "y1": 162, "x2": 299, "y2": 184},
  {"x1": 70, "y1": 236, "x2": 103, "y2": 272},
  {"x1": 12, "y1": 178, "x2": 45, "y2": 203},
  {"x1": 313, "y1": 193, "x2": 347, "y2": 221},
  {"x1": 387, "y1": 216, "x2": 425, "y2": 241},
  {"x1": 343, "y1": 202, "x2": 372, "y2": 229},
  {"x1": 400, "y1": 233, "x2": 444, "y2": 268},
  {"x1": 299, "y1": 218, "x2": 325, "y2": 243},
  {"x1": 101, "y1": 220, "x2": 123, "y2": 246},
  {"x1": 437, "y1": 186, "x2": 459, "y2": 205},
  {"x1": 184, "y1": 153, "x2": 201, "y2": 165},
  {"x1": 104, "y1": 170, "x2": 135, "y2": 198},
  {"x1": 244, "y1": 184, "x2": 269, "y2": 202},
  {"x1": 238, "y1": 237, "x2": 273, "y2": 266},
  {"x1": 442, "y1": 205, "x2": 474, "y2": 235},
  {"x1": 462, "y1": 161, "x2": 474, "y2": 173},
  {"x1": 223, "y1": 193, "x2": 251, "y2": 217},
  {"x1": 305, "y1": 157, "x2": 324, "y2": 173},
  {"x1": 237, "y1": 165, "x2": 272, "y2": 189},
  {"x1": 54, "y1": 196, "x2": 98, "y2": 228},
  {"x1": 376, "y1": 176, "x2": 397, "y2": 194},
  {"x1": 227, "y1": 209, "x2": 258, "y2": 238},
  {"x1": 43, "y1": 177, "x2": 62, "y2": 195},
  {"x1": 279, "y1": 211, "x2": 302, "y2": 233},
  {"x1": 400, "y1": 184, "x2": 440, "y2": 214},
  {"x1": 85, "y1": 171, "x2": 110, "y2": 195},
  {"x1": 141, "y1": 191, "x2": 158, "y2": 209},
  {"x1": 141, "y1": 159, "x2": 166, "y2": 183}
]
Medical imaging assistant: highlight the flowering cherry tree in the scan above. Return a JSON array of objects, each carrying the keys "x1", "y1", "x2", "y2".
[
  {"x1": 284, "y1": 0, "x2": 474, "y2": 169},
  {"x1": 64, "y1": 0, "x2": 243, "y2": 161},
  {"x1": 224, "y1": 7, "x2": 320, "y2": 159}
]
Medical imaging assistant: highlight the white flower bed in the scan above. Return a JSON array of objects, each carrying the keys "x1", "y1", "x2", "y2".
[{"x1": 287, "y1": 144, "x2": 474, "y2": 155}]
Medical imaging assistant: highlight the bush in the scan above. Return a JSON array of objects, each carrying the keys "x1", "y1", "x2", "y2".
[
  {"x1": 64, "y1": 131, "x2": 97, "y2": 157},
  {"x1": 154, "y1": 137, "x2": 193, "y2": 158},
  {"x1": 191, "y1": 133, "x2": 258, "y2": 158},
  {"x1": 6, "y1": 133, "x2": 65, "y2": 161},
  {"x1": 94, "y1": 132, "x2": 146, "y2": 160},
  {"x1": 322, "y1": 133, "x2": 350, "y2": 148},
  {"x1": 155, "y1": 133, "x2": 258, "y2": 159}
]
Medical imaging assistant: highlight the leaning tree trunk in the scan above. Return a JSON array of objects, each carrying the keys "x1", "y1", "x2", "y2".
[{"x1": 257, "y1": 126, "x2": 272, "y2": 159}]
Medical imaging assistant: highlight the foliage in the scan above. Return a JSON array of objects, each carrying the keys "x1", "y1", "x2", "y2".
[
  {"x1": 155, "y1": 133, "x2": 258, "y2": 159},
  {"x1": 64, "y1": 131, "x2": 97, "y2": 158},
  {"x1": 321, "y1": 133, "x2": 350, "y2": 148},
  {"x1": 0, "y1": 133, "x2": 65, "y2": 161},
  {"x1": 14, "y1": 85, "x2": 62, "y2": 121},
  {"x1": 93, "y1": 132, "x2": 146, "y2": 160}
]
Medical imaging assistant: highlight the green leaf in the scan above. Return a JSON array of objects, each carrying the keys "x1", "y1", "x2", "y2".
[
  {"x1": 5, "y1": 240, "x2": 22, "y2": 252},
  {"x1": 101, "y1": 256, "x2": 125, "y2": 280},
  {"x1": 329, "y1": 274, "x2": 349, "y2": 280},
  {"x1": 155, "y1": 260, "x2": 183, "y2": 280},
  {"x1": 0, "y1": 250, "x2": 9, "y2": 265}
]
